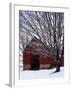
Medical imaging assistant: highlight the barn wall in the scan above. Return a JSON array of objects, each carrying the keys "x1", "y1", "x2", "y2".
[
  {"x1": 40, "y1": 64, "x2": 50, "y2": 69},
  {"x1": 23, "y1": 47, "x2": 33, "y2": 70},
  {"x1": 39, "y1": 56, "x2": 54, "y2": 69},
  {"x1": 23, "y1": 47, "x2": 64, "y2": 70},
  {"x1": 60, "y1": 56, "x2": 64, "y2": 66}
]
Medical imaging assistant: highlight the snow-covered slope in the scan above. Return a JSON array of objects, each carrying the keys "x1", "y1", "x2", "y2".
[{"x1": 20, "y1": 67, "x2": 64, "y2": 80}]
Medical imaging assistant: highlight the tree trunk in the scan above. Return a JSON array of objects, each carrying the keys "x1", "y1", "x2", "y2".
[
  {"x1": 55, "y1": 63, "x2": 60, "y2": 72},
  {"x1": 55, "y1": 48, "x2": 60, "y2": 72}
]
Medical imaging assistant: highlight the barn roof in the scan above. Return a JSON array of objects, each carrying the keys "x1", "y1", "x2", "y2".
[{"x1": 24, "y1": 37, "x2": 49, "y2": 56}]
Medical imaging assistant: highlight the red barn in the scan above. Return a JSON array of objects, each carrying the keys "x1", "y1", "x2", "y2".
[{"x1": 23, "y1": 37, "x2": 64, "y2": 70}]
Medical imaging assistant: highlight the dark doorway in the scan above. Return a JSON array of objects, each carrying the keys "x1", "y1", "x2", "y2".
[{"x1": 30, "y1": 54, "x2": 40, "y2": 70}]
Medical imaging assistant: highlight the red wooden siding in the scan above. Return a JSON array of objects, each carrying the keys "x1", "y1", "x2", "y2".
[
  {"x1": 39, "y1": 56, "x2": 54, "y2": 64},
  {"x1": 23, "y1": 37, "x2": 64, "y2": 70}
]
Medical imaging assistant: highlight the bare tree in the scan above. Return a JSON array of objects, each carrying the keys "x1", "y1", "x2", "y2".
[{"x1": 19, "y1": 10, "x2": 64, "y2": 72}]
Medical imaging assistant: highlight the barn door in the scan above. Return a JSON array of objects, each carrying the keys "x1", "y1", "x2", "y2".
[{"x1": 30, "y1": 54, "x2": 40, "y2": 70}]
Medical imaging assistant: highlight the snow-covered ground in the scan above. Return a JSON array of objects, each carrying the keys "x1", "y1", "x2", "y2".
[{"x1": 20, "y1": 67, "x2": 64, "y2": 80}]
